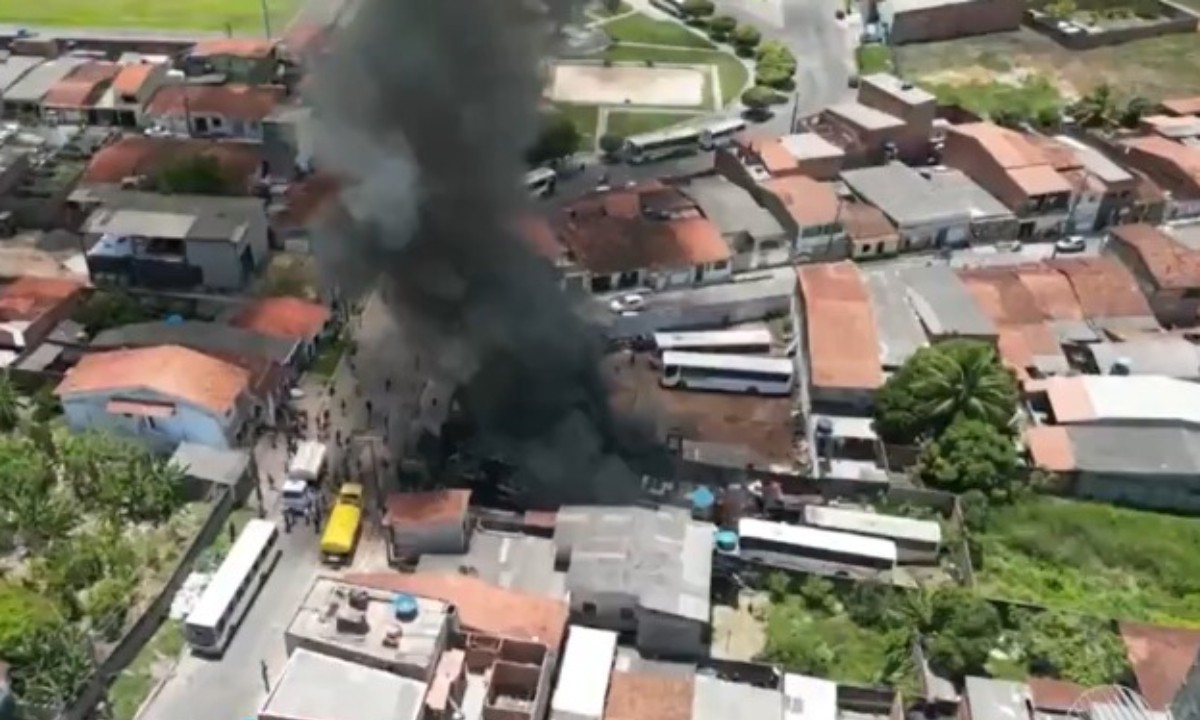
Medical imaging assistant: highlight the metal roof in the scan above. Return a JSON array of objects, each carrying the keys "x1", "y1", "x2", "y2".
[
  {"x1": 551, "y1": 626, "x2": 618, "y2": 720},
  {"x1": 863, "y1": 268, "x2": 929, "y2": 368},
  {"x1": 91, "y1": 320, "x2": 297, "y2": 364},
  {"x1": 1087, "y1": 337, "x2": 1200, "y2": 380},
  {"x1": 898, "y1": 265, "x2": 997, "y2": 337},
  {"x1": 261, "y1": 648, "x2": 427, "y2": 720},
  {"x1": 0, "y1": 55, "x2": 45, "y2": 94},
  {"x1": 694, "y1": 675, "x2": 785, "y2": 720},
  {"x1": 1068, "y1": 425, "x2": 1200, "y2": 476},
  {"x1": 3, "y1": 57, "x2": 89, "y2": 104},
  {"x1": 677, "y1": 175, "x2": 784, "y2": 239},
  {"x1": 841, "y1": 163, "x2": 972, "y2": 228},
  {"x1": 1054, "y1": 135, "x2": 1133, "y2": 185},
  {"x1": 965, "y1": 677, "x2": 1033, "y2": 720},
  {"x1": 170, "y1": 442, "x2": 250, "y2": 486},
  {"x1": 784, "y1": 675, "x2": 838, "y2": 720},
  {"x1": 922, "y1": 167, "x2": 1013, "y2": 220}
]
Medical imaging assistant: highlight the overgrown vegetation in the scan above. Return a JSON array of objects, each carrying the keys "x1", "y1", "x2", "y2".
[
  {"x1": 71, "y1": 290, "x2": 154, "y2": 338},
  {"x1": 755, "y1": 40, "x2": 797, "y2": 90},
  {"x1": 923, "y1": 75, "x2": 1065, "y2": 128},
  {"x1": 151, "y1": 154, "x2": 238, "y2": 196},
  {"x1": 762, "y1": 574, "x2": 1129, "y2": 689},
  {"x1": 975, "y1": 497, "x2": 1200, "y2": 627},
  {"x1": 856, "y1": 44, "x2": 892, "y2": 74}
]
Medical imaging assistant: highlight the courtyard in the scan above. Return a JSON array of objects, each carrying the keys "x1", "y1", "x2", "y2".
[{"x1": 550, "y1": 63, "x2": 708, "y2": 107}]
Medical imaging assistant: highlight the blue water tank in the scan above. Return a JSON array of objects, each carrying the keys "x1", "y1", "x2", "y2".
[
  {"x1": 690, "y1": 486, "x2": 715, "y2": 510},
  {"x1": 165, "y1": 314, "x2": 184, "y2": 325},
  {"x1": 392, "y1": 593, "x2": 419, "y2": 621},
  {"x1": 715, "y1": 530, "x2": 739, "y2": 554}
]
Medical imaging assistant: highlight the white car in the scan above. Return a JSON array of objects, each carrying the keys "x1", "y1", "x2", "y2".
[
  {"x1": 609, "y1": 293, "x2": 647, "y2": 313},
  {"x1": 1054, "y1": 235, "x2": 1087, "y2": 254}
]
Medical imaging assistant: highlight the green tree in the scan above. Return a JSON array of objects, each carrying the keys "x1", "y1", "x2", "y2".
[
  {"x1": 741, "y1": 85, "x2": 779, "y2": 115},
  {"x1": 762, "y1": 597, "x2": 835, "y2": 674},
  {"x1": 1035, "y1": 104, "x2": 1062, "y2": 131},
  {"x1": 598, "y1": 133, "x2": 626, "y2": 158},
  {"x1": 29, "y1": 384, "x2": 61, "y2": 425},
  {"x1": 526, "y1": 111, "x2": 582, "y2": 166},
  {"x1": 732, "y1": 24, "x2": 762, "y2": 48},
  {"x1": 924, "y1": 587, "x2": 1002, "y2": 680},
  {"x1": 0, "y1": 437, "x2": 75, "y2": 548},
  {"x1": 755, "y1": 42, "x2": 798, "y2": 89},
  {"x1": 71, "y1": 290, "x2": 152, "y2": 337},
  {"x1": 1119, "y1": 96, "x2": 1151, "y2": 129},
  {"x1": 152, "y1": 153, "x2": 234, "y2": 195},
  {"x1": 1045, "y1": 0, "x2": 1076, "y2": 19},
  {"x1": 917, "y1": 419, "x2": 1022, "y2": 496},
  {"x1": 0, "y1": 582, "x2": 66, "y2": 669},
  {"x1": 681, "y1": 0, "x2": 716, "y2": 17},
  {"x1": 1013, "y1": 609, "x2": 1127, "y2": 686},
  {"x1": 0, "y1": 371, "x2": 20, "y2": 433},
  {"x1": 874, "y1": 340, "x2": 1018, "y2": 443},
  {"x1": 1073, "y1": 83, "x2": 1117, "y2": 129},
  {"x1": 708, "y1": 14, "x2": 737, "y2": 36}
]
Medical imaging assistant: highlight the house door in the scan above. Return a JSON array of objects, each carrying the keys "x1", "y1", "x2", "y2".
[
  {"x1": 935, "y1": 227, "x2": 949, "y2": 248},
  {"x1": 694, "y1": 265, "x2": 705, "y2": 283},
  {"x1": 193, "y1": 116, "x2": 209, "y2": 134},
  {"x1": 1018, "y1": 221, "x2": 1034, "y2": 239}
]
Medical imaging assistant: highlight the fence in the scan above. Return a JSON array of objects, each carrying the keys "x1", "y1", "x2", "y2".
[
  {"x1": 1025, "y1": 0, "x2": 1198, "y2": 48},
  {"x1": 59, "y1": 487, "x2": 235, "y2": 720}
]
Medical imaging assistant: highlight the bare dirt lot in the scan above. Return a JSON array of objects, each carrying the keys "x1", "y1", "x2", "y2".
[
  {"x1": 550, "y1": 62, "x2": 707, "y2": 107},
  {"x1": 897, "y1": 28, "x2": 1200, "y2": 102}
]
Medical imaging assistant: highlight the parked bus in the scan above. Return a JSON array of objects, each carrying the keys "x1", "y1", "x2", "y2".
[
  {"x1": 185, "y1": 519, "x2": 281, "y2": 656},
  {"x1": 624, "y1": 126, "x2": 701, "y2": 164},
  {"x1": 699, "y1": 117, "x2": 747, "y2": 150},
  {"x1": 660, "y1": 351, "x2": 794, "y2": 395},
  {"x1": 524, "y1": 167, "x2": 557, "y2": 198},
  {"x1": 736, "y1": 517, "x2": 898, "y2": 571},
  {"x1": 653, "y1": 327, "x2": 773, "y2": 355}
]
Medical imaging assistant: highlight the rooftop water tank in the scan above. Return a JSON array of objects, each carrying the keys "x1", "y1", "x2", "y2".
[
  {"x1": 715, "y1": 530, "x2": 739, "y2": 554},
  {"x1": 690, "y1": 486, "x2": 715, "y2": 511},
  {"x1": 392, "y1": 593, "x2": 419, "y2": 621}
]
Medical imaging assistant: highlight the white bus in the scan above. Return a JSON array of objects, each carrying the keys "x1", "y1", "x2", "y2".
[
  {"x1": 653, "y1": 327, "x2": 773, "y2": 355},
  {"x1": 524, "y1": 167, "x2": 557, "y2": 198},
  {"x1": 624, "y1": 126, "x2": 701, "y2": 164},
  {"x1": 185, "y1": 519, "x2": 282, "y2": 656},
  {"x1": 660, "y1": 351, "x2": 794, "y2": 395},
  {"x1": 699, "y1": 117, "x2": 747, "y2": 150}
]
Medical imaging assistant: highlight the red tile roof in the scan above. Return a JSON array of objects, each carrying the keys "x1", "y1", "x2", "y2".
[
  {"x1": 56, "y1": 345, "x2": 251, "y2": 415},
  {"x1": 0, "y1": 276, "x2": 83, "y2": 322},
  {"x1": 230, "y1": 297, "x2": 331, "y2": 340},
  {"x1": 81, "y1": 136, "x2": 263, "y2": 187},
  {"x1": 1049, "y1": 256, "x2": 1156, "y2": 319},
  {"x1": 145, "y1": 83, "x2": 284, "y2": 121},
  {"x1": 949, "y1": 122, "x2": 1073, "y2": 196},
  {"x1": 1025, "y1": 425, "x2": 1075, "y2": 472},
  {"x1": 190, "y1": 38, "x2": 277, "y2": 59},
  {"x1": 761, "y1": 176, "x2": 840, "y2": 227},
  {"x1": 42, "y1": 61, "x2": 120, "y2": 108},
  {"x1": 559, "y1": 185, "x2": 729, "y2": 274},
  {"x1": 1111, "y1": 223, "x2": 1200, "y2": 291},
  {"x1": 840, "y1": 201, "x2": 896, "y2": 241},
  {"x1": 383, "y1": 490, "x2": 471, "y2": 528},
  {"x1": 605, "y1": 671, "x2": 695, "y2": 720},
  {"x1": 346, "y1": 572, "x2": 568, "y2": 649},
  {"x1": 112, "y1": 63, "x2": 158, "y2": 97},
  {"x1": 1162, "y1": 96, "x2": 1200, "y2": 117},
  {"x1": 797, "y1": 261, "x2": 883, "y2": 390},
  {"x1": 1121, "y1": 136, "x2": 1200, "y2": 197},
  {"x1": 1120, "y1": 621, "x2": 1200, "y2": 710},
  {"x1": 1014, "y1": 265, "x2": 1084, "y2": 320}
]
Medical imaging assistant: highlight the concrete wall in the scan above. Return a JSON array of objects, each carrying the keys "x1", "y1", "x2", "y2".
[
  {"x1": 62, "y1": 390, "x2": 237, "y2": 453},
  {"x1": 888, "y1": 0, "x2": 1023, "y2": 43},
  {"x1": 1025, "y1": 1, "x2": 1198, "y2": 49},
  {"x1": 1076, "y1": 471, "x2": 1200, "y2": 513}
]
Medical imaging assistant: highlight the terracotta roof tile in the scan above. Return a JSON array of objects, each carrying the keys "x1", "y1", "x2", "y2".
[
  {"x1": 605, "y1": 671, "x2": 694, "y2": 720},
  {"x1": 1014, "y1": 265, "x2": 1084, "y2": 320},
  {"x1": 840, "y1": 201, "x2": 896, "y2": 241},
  {"x1": 42, "y1": 61, "x2": 119, "y2": 108},
  {"x1": 1120, "y1": 621, "x2": 1200, "y2": 710},
  {"x1": 559, "y1": 186, "x2": 729, "y2": 274},
  {"x1": 190, "y1": 38, "x2": 277, "y2": 59},
  {"x1": 1111, "y1": 223, "x2": 1200, "y2": 291},
  {"x1": 56, "y1": 344, "x2": 251, "y2": 415},
  {"x1": 82, "y1": 136, "x2": 263, "y2": 187},
  {"x1": 737, "y1": 135, "x2": 800, "y2": 175},
  {"x1": 145, "y1": 83, "x2": 284, "y2": 121},
  {"x1": 1122, "y1": 136, "x2": 1200, "y2": 196},
  {"x1": 1162, "y1": 96, "x2": 1200, "y2": 117},
  {"x1": 1039, "y1": 376, "x2": 1097, "y2": 423},
  {"x1": 230, "y1": 297, "x2": 331, "y2": 340},
  {"x1": 0, "y1": 276, "x2": 83, "y2": 322},
  {"x1": 1049, "y1": 256, "x2": 1156, "y2": 319},
  {"x1": 761, "y1": 176, "x2": 840, "y2": 227},
  {"x1": 345, "y1": 572, "x2": 568, "y2": 649},
  {"x1": 112, "y1": 63, "x2": 158, "y2": 96},
  {"x1": 1025, "y1": 425, "x2": 1075, "y2": 472},
  {"x1": 383, "y1": 490, "x2": 471, "y2": 527},
  {"x1": 950, "y1": 123, "x2": 1072, "y2": 196},
  {"x1": 796, "y1": 262, "x2": 883, "y2": 390}
]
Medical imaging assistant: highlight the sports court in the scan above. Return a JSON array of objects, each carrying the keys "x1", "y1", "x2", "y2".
[{"x1": 549, "y1": 62, "x2": 707, "y2": 108}]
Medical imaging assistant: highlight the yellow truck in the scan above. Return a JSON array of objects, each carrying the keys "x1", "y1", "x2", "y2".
[{"x1": 320, "y1": 483, "x2": 363, "y2": 566}]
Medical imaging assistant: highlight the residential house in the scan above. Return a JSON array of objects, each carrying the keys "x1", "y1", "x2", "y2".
[
  {"x1": 1106, "y1": 223, "x2": 1200, "y2": 327},
  {"x1": 794, "y1": 261, "x2": 884, "y2": 412},
  {"x1": 1139, "y1": 114, "x2": 1200, "y2": 143},
  {"x1": 942, "y1": 122, "x2": 1073, "y2": 239},
  {"x1": 863, "y1": 0, "x2": 1022, "y2": 43},
  {"x1": 56, "y1": 344, "x2": 253, "y2": 451},
  {"x1": 1127, "y1": 168, "x2": 1170, "y2": 226},
  {"x1": 815, "y1": 101, "x2": 907, "y2": 166},
  {"x1": 923, "y1": 165, "x2": 1018, "y2": 242},
  {"x1": 90, "y1": 320, "x2": 299, "y2": 369},
  {"x1": 229, "y1": 296, "x2": 332, "y2": 363},
  {"x1": 839, "y1": 199, "x2": 901, "y2": 259},
  {"x1": 184, "y1": 39, "x2": 279, "y2": 85},
  {"x1": 74, "y1": 135, "x2": 264, "y2": 197},
  {"x1": 672, "y1": 174, "x2": 790, "y2": 270},
  {"x1": 1162, "y1": 96, "x2": 1200, "y2": 117},
  {"x1": 855, "y1": 73, "x2": 935, "y2": 162},
  {"x1": 957, "y1": 266, "x2": 1072, "y2": 380},
  {"x1": 383, "y1": 490, "x2": 472, "y2": 557},
  {"x1": 557, "y1": 183, "x2": 731, "y2": 293},
  {"x1": 262, "y1": 103, "x2": 312, "y2": 178},
  {"x1": 840, "y1": 162, "x2": 973, "y2": 252},
  {"x1": 715, "y1": 132, "x2": 845, "y2": 183},
  {"x1": 863, "y1": 268, "x2": 929, "y2": 371},
  {"x1": 553, "y1": 505, "x2": 713, "y2": 659},
  {"x1": 1077, "y1": 335, "x2": 1200, "y2": 380},
  {"x1": 758, "y1": 175, "x2": 846, "y2": 260},
  {"x1": 81, "y1": 191, "x2": 269, "y2": 292},
  {"x1": 1, "y1": 57, "x2": 89, "y2": 120},
  {"x1": 1051, "y1": 135, "x2": 1137, "y2": 232},
  {"x1": 96, "y1": 61, "x2": 170, "y2": 128},
  {"x1": 40, "y1": 61, "x2": 120, "y2": 126},
  {"x1": 1119, "y1": 136, "x2": 1200, "y2": 221},
  {"x1": 0, "y1": 276, "x2": 84, "y2": 352},
  {"x1": 1049, "y1": 256, "x2": 1161, "y2": 335},
  {"x1": 896, "y1": 264, "x2": 997, "y2": 341},
  {"x1": 143, "y1": 82, "x2": 285, "y2": 142},
  {"x1": 0, "y1": 55, "x2": 46, "y2": 103}
]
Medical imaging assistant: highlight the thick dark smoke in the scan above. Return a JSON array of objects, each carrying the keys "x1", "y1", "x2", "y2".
[{"x1": 307, "y1": 0, "x2": 664, "y2": 506}]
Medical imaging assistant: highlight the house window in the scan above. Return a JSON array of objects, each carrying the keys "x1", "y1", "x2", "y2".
[
  {"x1": 582, "y1": 602, "x2": 597, "y2": 616},
  {"x1": 712, "y1": 260, "x2": 729, "y2": 271}
]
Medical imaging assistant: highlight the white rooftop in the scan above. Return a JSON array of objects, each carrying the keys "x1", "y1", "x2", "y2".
[
  {"x1": 551, "y1": 626, "x2": 618, "y2": 720},
  {"x1": 260, "y1": 648, "x2": 427, "y2": 720},
  {"x1": 738, "y1": 517, "x2": 898, "y2": 563},
  {"x1": 1046, "y1": 375, "x2": 1200, "y2": 427}
]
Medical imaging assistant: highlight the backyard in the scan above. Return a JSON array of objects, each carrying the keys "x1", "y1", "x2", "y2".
[
  {"x1": 897, "y1": 27, "x2": 1200, "y2": 106},
  {"x1": 0, "y1": 0, "x2": 299, "y2": 32},
  {"x1": 975, "y1": 497, "x2": 1200, "y2": 627}
]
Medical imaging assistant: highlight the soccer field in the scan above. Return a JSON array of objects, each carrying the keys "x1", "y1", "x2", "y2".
[{"x1": 0, "y1": 0, "x2": 301, "y2": 33}]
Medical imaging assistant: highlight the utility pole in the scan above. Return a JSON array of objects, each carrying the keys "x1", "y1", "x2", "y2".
[{"x1": 259, "y1": 0, "x2": 273, "y2": 40}]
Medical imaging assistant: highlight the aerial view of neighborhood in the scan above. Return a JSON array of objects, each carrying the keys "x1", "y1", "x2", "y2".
[{"x1": 3, "y1": 0, "x2": 1200, "y2": 717}]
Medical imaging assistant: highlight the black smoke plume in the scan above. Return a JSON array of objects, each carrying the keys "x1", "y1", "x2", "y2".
[{"x1": 307, "y1": 0, "x2": 664, "y2": 506}]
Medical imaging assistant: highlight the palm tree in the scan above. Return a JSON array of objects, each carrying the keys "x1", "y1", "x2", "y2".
[
  {"x1": 1073, "y1": 83, "x2": 1117, "y2": 129},
  {"x1": 910, "y1": 341, "x2": 1017, "y2": 435}
]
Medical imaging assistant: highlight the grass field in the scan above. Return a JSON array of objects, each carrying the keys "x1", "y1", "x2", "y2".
[
  {"x1": 856, "y1": 44, "x2": 893, "y2": 74},
  {"x1": 604, "y1": 109, "x2": 699, "y2": 137},
  {"x1": 553, "y1": 103, "x2": 601, "y2": 146},
  {"x1": 976, "y1": 497, "x2": 1200, "y2": 627},
  {"x1": 0, "y1": 0, "x2": 300, "y2": 32},
  {"x1": 897, "y1": 27, "x2": 1200, "y2": 102},
  {"x1": 603, "y1": 12, "x2": 715, "y2": 48},
  {"x1": 923, "y1": 75, "x2": 1063, "y2": 120}
]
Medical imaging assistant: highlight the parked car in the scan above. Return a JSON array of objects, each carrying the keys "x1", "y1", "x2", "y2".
[
  {"x1": 609, "y1": 293, "x2": 647, "y2": 313},
  {"x1": 1054, "y1": 235, "x2": 1087, "y2": 254}
]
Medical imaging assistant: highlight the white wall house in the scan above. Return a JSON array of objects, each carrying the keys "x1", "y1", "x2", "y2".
[{"x1": 56, "y1": 345, "x2": 252, "y2": 453}]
